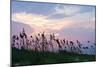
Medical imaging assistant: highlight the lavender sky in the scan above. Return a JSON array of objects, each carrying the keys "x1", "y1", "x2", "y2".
[{"x1": 11, "y1": 1, "x2": 96, "y2": 43}]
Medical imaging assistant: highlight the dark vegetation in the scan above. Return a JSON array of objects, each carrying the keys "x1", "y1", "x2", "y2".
[
  {"x1": 12, "y1": 47, "x2": 95, "y2": 66},
  {"x1": 11, "y1": 28, "x2": 96, "y2": 66}
]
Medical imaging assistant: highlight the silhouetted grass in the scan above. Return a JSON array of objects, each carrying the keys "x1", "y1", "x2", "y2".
[{"x1": 11, "y1": 47, "x2": 96, "y2": 67}]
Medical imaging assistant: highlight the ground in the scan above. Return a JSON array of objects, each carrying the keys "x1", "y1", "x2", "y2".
[{"x1": 11, "y1": 48, "x2": 96, "y2": 67}]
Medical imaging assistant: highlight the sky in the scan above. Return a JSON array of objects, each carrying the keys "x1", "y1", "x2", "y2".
[{"x1": 11, "y1": 1, "x2": 96, "y2": 43}]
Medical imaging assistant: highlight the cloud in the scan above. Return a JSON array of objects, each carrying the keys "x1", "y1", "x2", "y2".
[
  {"x1": 12, "y1": 12, "x2": 47, "y2": 25},
  {"x1": 12, "y1": 12, "x2": 72, "y2": 34},
  {"x1": 48, "y1": 4, "x2": 82, "y2": 18},
  {"x1": 47, "y1": 4, "x2": 95, "y2": 30},
  {"x1": 64, "y1": 11, "x2": 95, "y2": 29},
  {"x1": 11, "y1": 4, "x2": 95, "y2": 42},
  {"x1": 12, "y1": 8, "x2": 95, "y2": 33}
]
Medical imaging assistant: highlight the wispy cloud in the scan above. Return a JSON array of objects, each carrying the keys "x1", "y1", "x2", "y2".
[
  {"x1": 11, "y1": 2, "x2": 95, "y2": 41},
  {"x1": 12, "y1": 12, "x2": 72, "y2": 33},
  {"x1": 48, "y1": 4, "x2": 82, "y2": 18}
]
